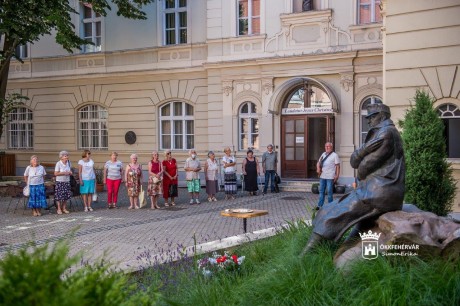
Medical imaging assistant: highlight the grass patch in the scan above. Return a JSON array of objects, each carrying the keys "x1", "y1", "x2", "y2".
[{"x1": 135, "y1": 222, "x2": 460, "y2": 306}]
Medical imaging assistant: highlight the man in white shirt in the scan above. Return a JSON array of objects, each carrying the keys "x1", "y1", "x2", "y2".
[{"x1": 316, "y1": 142, "x2": 340, "y2": 209}]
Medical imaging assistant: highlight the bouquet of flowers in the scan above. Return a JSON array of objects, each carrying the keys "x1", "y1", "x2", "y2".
[{"x1": 197, "y1": 251, "x2": 245, "y2": 277}]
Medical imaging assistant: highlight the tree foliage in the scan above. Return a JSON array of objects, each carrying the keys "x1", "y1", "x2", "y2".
[
  {"x1": 399, "y1": 90, "x2": 457, "y2": 216},
  {"x1": 0, "y1": 0, "x2": 155, "y2": 139}
]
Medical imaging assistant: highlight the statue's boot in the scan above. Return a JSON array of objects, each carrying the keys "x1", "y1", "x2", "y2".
[{"x1": 300, "y1": 232, "x2": 324, "y2": 257}]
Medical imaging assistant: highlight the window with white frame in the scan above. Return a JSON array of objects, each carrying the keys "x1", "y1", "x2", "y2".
[
  {"x1": 239, "y1": 102, "x2": 259, "y2": 150},
  {"x1": 81, "y1": 3, "x2": 102, "y2": 52},
  {"x1": 15, "y1": 44, "x2": 28, "y2": 59},
  {"x1": 78, "y1": 105, "x2": 108, "y2": 150},
  {"x1": 163, "y1": 0, "x2": 187, "y2": 45},
  {"x1": 438, "y1": 103, "x2": 460, "y2": 158},
  {"x1": 160, "y1": 101, "x2": 194, "y2": 150},
  {"x1": 358, "y1": 0, "x2": 382, "y2": 24},
  {"x1": 238, "y1": 0, "x2": 260, "y2": 36},
  {"x1": 8, "y1": 107, "x2": 33, "y2": 149},
  {"x1": 360, "y1": 96, "x2": 382, "y2": 143}
]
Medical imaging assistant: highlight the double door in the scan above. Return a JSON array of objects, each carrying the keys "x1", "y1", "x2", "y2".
[{"x1": 281, "y1": 115, "x2": 334, "y2": 178}]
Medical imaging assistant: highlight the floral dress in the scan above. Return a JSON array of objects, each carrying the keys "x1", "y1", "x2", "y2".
[
  {"x1": 148, "y1": 160, "x2": 163, "y2": 196},
  {"x1": 127, "y1": 164, "x2": 142, "y2": 197}
]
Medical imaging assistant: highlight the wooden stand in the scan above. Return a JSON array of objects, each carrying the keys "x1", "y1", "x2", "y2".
[{"x1": 220, "y1": 209, "x2": 269, "y2": 233}]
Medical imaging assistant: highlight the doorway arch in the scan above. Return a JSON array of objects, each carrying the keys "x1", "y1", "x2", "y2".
[{"x1": 272, "y1": 78, "x2": 338, "y2": 179}]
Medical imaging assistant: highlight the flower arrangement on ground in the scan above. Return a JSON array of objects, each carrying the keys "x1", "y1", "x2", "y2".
[{"x1": 197, "y1": 251, "x2": 245, "y2": 277}]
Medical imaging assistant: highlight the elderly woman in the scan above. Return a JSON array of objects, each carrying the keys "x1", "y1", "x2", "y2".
[
  {"x1": 222, "y1": 147, "x2": 237, "y2": 200},
  {"x1": 54, "y1": 150, "x2": 72, "y2": 214},
  {"x1": 162, "y1": 150, "x2": 178, "y2": 206},
  {"x1": 78, "y1": 149, "x2": 95, "y2": 212},
  {"x1": 125, "y1": 153, "x2": 143, "y2": 209},
  {"x1": 104, "y1": 151, "x2": 123, "y2": 209},
  {"x1": 184, "y1": 149, "x2": 201, "y2": 204},
  {"x1": 242, "y1": 149, "x2": 260, "y2": 196},
  {"x1": 204, "y1": 151, "x2": 219, "y2": 202},
  {"x1": 24, "y1": 155, "x2": 47, "y2": 216},
  {"x1": 148, "y1": 151, "x2": 163, "y2": 209}
]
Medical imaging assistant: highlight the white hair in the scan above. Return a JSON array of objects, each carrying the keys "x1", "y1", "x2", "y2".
[
  {"x1": 59, "y1": 151, "x2": 69, "y2": 158},
  {"x1": 130, "y1": 153, "x2": 138, "y2": 159}
]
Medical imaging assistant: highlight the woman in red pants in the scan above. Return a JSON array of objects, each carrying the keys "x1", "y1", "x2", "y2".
[
  {"x1": 103, "y1": 152, "x2": 123, "y2": 208},
  {"x1": 162, "y1": 150, "x2": 178, "y2": 206}
]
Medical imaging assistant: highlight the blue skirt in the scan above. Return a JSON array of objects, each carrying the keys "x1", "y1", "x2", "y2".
[
  {"x1": 80, "y1": 179, "x2": 95, "y2": 194},
  {"x1": 28, "y1": 184, "x2": 47, "y2": 209}
]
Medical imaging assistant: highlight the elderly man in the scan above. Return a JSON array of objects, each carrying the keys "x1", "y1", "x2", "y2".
[
  {"x1": 316, "y1": 142, "x2": 340, "y2": 210},
  {"x1": 302, "y1": 102, "x2": 405, "y2": 254}
]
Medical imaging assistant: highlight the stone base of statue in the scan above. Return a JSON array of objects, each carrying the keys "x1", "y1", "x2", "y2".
[{"x1": 333, "y1": 204, "x2": 460, "y2": 269}]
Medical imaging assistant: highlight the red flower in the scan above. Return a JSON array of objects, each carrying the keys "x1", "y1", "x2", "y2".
[
  {"x1": 217, "y1": 256, "x2": 227, "y2": 263},
  {"x1": 232, "y1": 255, "x2": 238, "y2": 263}
]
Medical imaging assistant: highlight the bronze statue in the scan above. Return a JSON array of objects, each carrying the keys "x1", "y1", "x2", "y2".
[
  {"x1": 302, "y1": 102, "x2": 405, "y2": 255},
  {"x1": 302, "y1": 0, "x2": 313, "y2": 11}
]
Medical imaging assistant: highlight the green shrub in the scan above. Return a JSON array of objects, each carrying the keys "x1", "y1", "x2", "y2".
[
  {"x1": 0, "y1": 240, "x2": 160, "y2": 306},
  {"x1": 399, "y1": 90, "x2": 457, "y2": 216}
]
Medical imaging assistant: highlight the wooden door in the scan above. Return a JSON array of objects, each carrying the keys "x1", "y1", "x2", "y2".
[{"x1": 281, "y1": 116, "x2": 307, "y2": 178}]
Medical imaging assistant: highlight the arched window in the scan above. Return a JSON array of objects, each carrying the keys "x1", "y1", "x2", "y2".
[
  {"x1": 285, "y1": 84, "x2": 332, "y2": 109},
  {"x1": 239, "y1": 102, "x2": 259, "y2": 150},
  {"x1": 78, "y1": 105, "x2": 108, "y2": 149},
  {"x1": 160, "y1": 101, "x2": 194, "y2": 150},
  {"x1": 8, "y1": 107, "x2": 33, "y2": 149},
  {"x1": 438, "y1": 103, "x2": 460, "y2": 158},
  {"x1": 360, "y1": 96, "x2": 382, "y2": 143}
]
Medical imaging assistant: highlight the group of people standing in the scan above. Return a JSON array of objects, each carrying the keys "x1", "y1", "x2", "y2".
[{"x1": 23, "y1": 145, "x2": 280, "y2": 216}]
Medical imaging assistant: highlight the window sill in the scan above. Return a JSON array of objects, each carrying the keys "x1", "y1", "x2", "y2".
[{"x1": 349, "y1": 23, "x2": 382, "y2": 31}]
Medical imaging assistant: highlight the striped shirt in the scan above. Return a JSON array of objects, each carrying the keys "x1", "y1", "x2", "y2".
[{"x1": 105, "y1": 160, "x2": 123, "y2": 180}]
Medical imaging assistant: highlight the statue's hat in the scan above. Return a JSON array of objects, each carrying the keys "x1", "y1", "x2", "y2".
[{"x1": 366, "y1": 102, "x2": 391, "y2": 118}]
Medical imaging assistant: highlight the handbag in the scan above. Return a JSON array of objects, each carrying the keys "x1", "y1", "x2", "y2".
[
  {"x1": 23, "y1": 185, "x2": 30, "y2": 197},
  {"x1": 274, "y1": 172, "x2": 281, "y2": 184},
  {"x1": 139, "y1": 186, "x2": 146, "y2": 208},
  {"x1": 168, "y1": 183, "x2": 178, "y2": 197}
]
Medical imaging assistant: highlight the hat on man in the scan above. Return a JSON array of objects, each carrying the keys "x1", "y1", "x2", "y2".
[{"x1": 365, "y1": 102, "x2": 391, "y2": 118}]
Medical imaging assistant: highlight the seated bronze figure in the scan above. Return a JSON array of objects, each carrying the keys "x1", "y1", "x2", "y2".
[{"x1": 302, "y1": 102, "x2": 405, "y2": 255}]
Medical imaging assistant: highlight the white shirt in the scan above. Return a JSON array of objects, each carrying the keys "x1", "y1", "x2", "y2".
[
  {"x1": 55, "y1": 160, "x2": 71, "y2": 182},
  {"x1": 222, "y1": 155, "x2": 236, "y2": 173},
  {"x1": 206, "y1": 158, "x2": 219, "y2": 181},
  {"x1": 319, "y1": 152, "x2": 340, "y2": 180},
  {"x1": 24, "y1": 165, "x2": 46, "y2": 185},
  {"x1": 78, "y1": 159, "x2": 95, "y2": 180}
]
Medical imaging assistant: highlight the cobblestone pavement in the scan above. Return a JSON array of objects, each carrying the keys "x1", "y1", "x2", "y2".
[{"x1": 0, "y1": 185, "x2": 323, "y2": 270}]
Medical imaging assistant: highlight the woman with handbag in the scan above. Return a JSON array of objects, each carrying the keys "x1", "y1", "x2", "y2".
[
  {"x1": 125, "y1": 153, "x2": 143, "y2": 209},
  {"x1": 162, "y1": 150, "x2": 178, "y2": 206},
  {"x1": 78, "y1": 149, "x2": 95, "y2": 212},
  {"x1": 24, "y1": 155, "x2": 47, "y2": 216},
  {"x1": 147, "y1": 151, "x2": 163, "y2": 209}
]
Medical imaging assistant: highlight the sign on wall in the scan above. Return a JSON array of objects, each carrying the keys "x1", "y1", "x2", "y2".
[{"x1": 282, "y1": 107, "x2": 335, "y2": 115}]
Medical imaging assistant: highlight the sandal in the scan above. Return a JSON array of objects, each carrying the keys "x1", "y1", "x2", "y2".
[
  {"x1": 171, "y1": 202, "x2": 176, "y2": 206},
  {"x1": 165, "y1": 203, "x2": 170, "y2": 207},
  {"x1": 155, "y1": 205, "x2": 160, "y2": 209},
  {"x1": 57, "y1": 210, "x2": 63, "y2": 215}
]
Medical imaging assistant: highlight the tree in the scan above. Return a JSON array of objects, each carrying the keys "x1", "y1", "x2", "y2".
[
  {"x1": 0, "y1": 0, "x2": 155, "y2": 139},
  {"x1": 399, "y1": 90, "x2": 457, "y2": 216}
]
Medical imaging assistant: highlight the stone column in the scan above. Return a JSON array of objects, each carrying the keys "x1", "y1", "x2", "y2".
[{"x1": 339, "y1": 72, "x2": 355, "y2": 180}]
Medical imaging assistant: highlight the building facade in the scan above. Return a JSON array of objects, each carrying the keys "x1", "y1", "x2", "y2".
[{"x1": 2, "y1": 0, "x2": 459, "y2": 211}]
